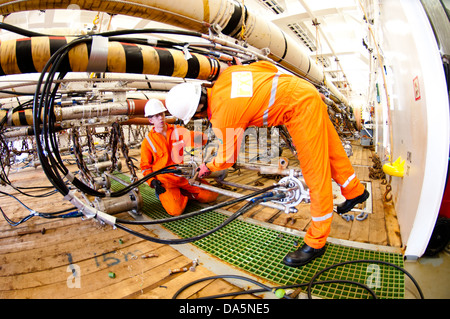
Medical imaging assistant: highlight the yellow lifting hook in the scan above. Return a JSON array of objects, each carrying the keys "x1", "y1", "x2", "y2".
[{"x1": 382, "y1": 156, "x2": 405, "y2": 178}]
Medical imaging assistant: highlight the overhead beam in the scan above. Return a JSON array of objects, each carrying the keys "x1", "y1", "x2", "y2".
[
  {"x1": 271, "y1": 6, "x2": 358, "y2": 25},
  {"x1": 294, "y1": 0, "x2": 352, "y2": 93}
]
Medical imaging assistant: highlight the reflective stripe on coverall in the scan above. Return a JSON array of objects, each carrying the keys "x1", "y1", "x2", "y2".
[
  {"x1": 206, "y1": 61, "x2": 365, "y2": 248},
  {"x1": 140, "y1": 123, "x2": 218, "y2": 216}
]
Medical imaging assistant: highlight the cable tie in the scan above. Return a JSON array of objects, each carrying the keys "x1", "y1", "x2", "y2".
[
  {"x1": 63, "y1": 190, "x2": 76, "y2": 202},
  {"x1": 87, "y1": 36, "x2": 109, "y2": 72},
  {"x1": 6, "y1": 108, "x2": 13, "y2": 126},
  {"x1": 65, "y1": 171, "x2": 75, "y2": 182},
  {"x1": 63, "y1": 191, "x2": 90, "y2": 216},
  {"x1": 182, "y1": 44, "x2": 193, "y2": 60},
  {"x1": 96, "y1": 211, "x2": 117, "y2": 226},
  {"x1": 147, "y1": 38, "x2": 157, "y2": 46}
]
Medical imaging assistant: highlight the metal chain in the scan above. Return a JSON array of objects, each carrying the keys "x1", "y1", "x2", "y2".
[
  {"x1": 0, "y1": 133, "x2": 11, "y2": 184},
  {"x1": 110, "y1": 122, "x2": 138, "y2": 182},
  {"x1": 85, "y1": 125, "x2": 97, "y2": 162},
  {"x1": 71, "y1": 127, "x2": 95, "y2": 187},
  {"x1": 118, "y1": 124, "x2": 138, "y2": 182},
  {"x1": 108, "y1": 123, "x2": 119, "y2": 173}
]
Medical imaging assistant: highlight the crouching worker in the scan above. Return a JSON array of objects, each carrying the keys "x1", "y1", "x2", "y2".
[{"x1": 140, "y1": 99, "x2": 218, "y2": 216}]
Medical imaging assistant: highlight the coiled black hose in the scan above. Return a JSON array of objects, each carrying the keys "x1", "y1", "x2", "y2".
[
  {"x1": 114, "y1": 184, "x2": 278, "y2": 225},
  {"x1": 172, "y1": 259, "x2": 424, "y2": 300},
  {"x1": 115, "y1": 191, "x2": 282, "y2": 245}
]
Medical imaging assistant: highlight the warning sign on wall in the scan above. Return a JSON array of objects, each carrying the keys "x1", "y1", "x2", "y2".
[{"x1": 413, "y1": 76, "x2": 421, "y2": 101}]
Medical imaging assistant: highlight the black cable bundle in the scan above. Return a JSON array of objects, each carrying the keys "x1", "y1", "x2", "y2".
[
  {"x1": 0, "y1": 190, "x2": 80, "y2": 226},
  {"x1": 172, "y1": 259, "x2": 425, "y2": 300},
  {"x1": 115, "y1": 189, "x2": 282, "y2": 245},
  {"x1": 31, "y1": 35, "x2": 183, "y2": 198},
  {"x1": 114, "y1": 184, "x2": 278, "y2": 225},
  {"x1": 32, "y1": 36, "x2": 87, "y2": 196}
]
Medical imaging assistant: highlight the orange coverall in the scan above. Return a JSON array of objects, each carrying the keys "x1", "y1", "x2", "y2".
[
  {"x1": 140, "y1": 123, "x2": 218, "y2": 216},
  {"x1": 206, "y1": 61, "x2": 365, "y2": 248}
]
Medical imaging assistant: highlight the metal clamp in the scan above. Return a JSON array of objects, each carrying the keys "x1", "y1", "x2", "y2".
[
  {"x1": 175, "y1": 161, "x2": 198, "y2": 180},
  {"x1": 87, "y1": 36, "x2": 108, "y2": 72},
  {"x1": 273, "y1": 169, "x2": 310, "y2": 213}
]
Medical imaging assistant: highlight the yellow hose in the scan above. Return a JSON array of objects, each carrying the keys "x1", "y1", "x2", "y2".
[{"x1": 0, "y1": 36, "x2": 220, "y2": 81}]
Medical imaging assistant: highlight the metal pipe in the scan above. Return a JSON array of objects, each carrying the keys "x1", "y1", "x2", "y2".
[
  {"x1": 191, "y1": 181, "x2": 290, "y2": 212},
  {"x1": 93, "y1": 189, "x2": 143, "y2": 215},
  {"x1": 0, "y1": 73, "x2": 183, "y2": 99},
  {"x1": 58, "y1": 101, "x2": 129, "y2": 120},
  {"x1": 235, "y1": 163, "x2": 302, "y2": 178},
  {"x1": 1, "y1": 98, "x2": 156, "y2": 127},
  {"x1": 0, "y1": 0, "x2": 349, "y2": 106},
  {"x1": 107, "y1": 170, "x2": 286, "y2": 211},
  {"x1": 87, "y1": 160, "x2": 122, "y2": 173},
  {"x1": 216, "y1": 180, "x2": 262, "y2": 192}
]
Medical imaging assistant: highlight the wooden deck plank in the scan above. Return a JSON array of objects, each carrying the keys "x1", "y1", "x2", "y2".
[
  {"x1": 134, "y1": 266, "x2": 219, "y2": 299},
  {"x1": 368, "y1": 180, "x2": 389, "y2": 246},
  {"x1": 187, "y1": 278, "x2": 242, "y2": 299},
  {"x1": 0, "y1": 171, "x2": 250, "y2": 299},
  {"x1": 0, "y1": 140, "x2": 403, "y2": 299},
  {"x1": 71, "y1": 252, "x2": 190, "y2": 299},
  {"x1": 270, "y1": 204, "x2": 311, "y2": 231}
]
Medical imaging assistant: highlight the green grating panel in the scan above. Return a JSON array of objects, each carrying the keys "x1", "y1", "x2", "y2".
[{"x1": 111, "y1": 175, "x2": 405, "y2": 299}]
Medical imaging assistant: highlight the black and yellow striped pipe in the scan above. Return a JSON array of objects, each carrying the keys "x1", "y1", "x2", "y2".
[
  {"x1": 0, "y1": 36, "x2": 220, "y2": 80},
  {"x1": 1, "y1": 108, "x2": 38, "y2": 126}
]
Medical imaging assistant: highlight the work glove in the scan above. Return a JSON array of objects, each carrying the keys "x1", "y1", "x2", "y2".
[
  {"x1": 150, "y1": 179, "x2": 166, "y2": 196},
  {"x1": 197, "y1": 163, "x2": 211, "y2": 178}
]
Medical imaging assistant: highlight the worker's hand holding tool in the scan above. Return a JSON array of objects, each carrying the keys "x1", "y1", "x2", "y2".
[
  {"x1": 197, "y1": 163, "x2": 211, "y2": 178},
  {"x1": 150, "y1": 179, "x2": 166, "y2": 195}
]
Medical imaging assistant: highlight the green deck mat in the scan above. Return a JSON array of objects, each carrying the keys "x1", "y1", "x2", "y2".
[{"x1": 111, "y1": 175, "x2": 405, "y2": 299}]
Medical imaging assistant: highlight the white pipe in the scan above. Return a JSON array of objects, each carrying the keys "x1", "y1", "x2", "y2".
[
  {"x1": 192, "y1": 181, "x2": 292, "y2": 212},
  {"x1": 58, "y1": 101, "x2": 129, "y2": 120}
]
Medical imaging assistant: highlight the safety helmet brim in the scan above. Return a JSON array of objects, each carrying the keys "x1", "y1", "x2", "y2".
[
  {"x1": 165, "y1": 82, "x2": 202, "y2": 124},
  {"x1": 144, "y1": 99, "x2": 167, "y2": 117}
]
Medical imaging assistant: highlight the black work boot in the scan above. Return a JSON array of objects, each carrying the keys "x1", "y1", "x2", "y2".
[
  {"x1": 282, "y1": 243, "x2": 326, "y2": 267},
  {"x1": 336, "y1": 189, "x2": 370, "y2": 215}
]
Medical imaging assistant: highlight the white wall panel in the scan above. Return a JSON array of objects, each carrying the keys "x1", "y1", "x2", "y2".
[{"x1": 378, "y1": 0, "x2": 449, "y2": 258}]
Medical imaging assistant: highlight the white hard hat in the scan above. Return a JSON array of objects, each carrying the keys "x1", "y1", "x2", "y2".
[
  {"x1": 165, "y1": 82, "x2": 202, "y2": 124},
  {"x1": 144, "y1": 99, "x2": 167, "y2": 117}
]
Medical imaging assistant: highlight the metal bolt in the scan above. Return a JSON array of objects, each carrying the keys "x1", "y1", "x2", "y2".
[
  {"x1": 169, "y1": 267, "x2": 188, "y2": 275},
  {"x1": 189, "y1": 258, "x2": 199, "y2": 272},
  {"x1": 169, "y1": 259, "x2": 199, "y2": 275}
]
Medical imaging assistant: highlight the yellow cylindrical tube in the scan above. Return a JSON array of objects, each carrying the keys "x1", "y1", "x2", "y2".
[
  {"x1": 107, "y1": 41, "x2": 127, "y2": 74},
  {"x1": 11, "y1": 109, "x2": 34, "y2": 126},
  {"x1": 0, "y1": 109, "x2": 7, "y2": 125},
  {"x1": 1, "y1": 108, "x2": 41, "y2": 126},
  {"x1": 0, "y1": 36, "x2": 220, "y2": 81}
]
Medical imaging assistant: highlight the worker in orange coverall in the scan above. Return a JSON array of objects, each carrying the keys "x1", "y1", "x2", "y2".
[
  {"x1": 140, "y1": 99, "x2": 218, "y2": 216},
  {"x1": 165, "y1": 61, "x2": 369, "y2": 267}
]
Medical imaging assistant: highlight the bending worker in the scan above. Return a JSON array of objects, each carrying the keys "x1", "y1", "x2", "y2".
[
  {"x1": 165, "y1": 61, "x2": 369, "y2": 267},
  {"x1": 140, "y1": 99, "x2": 218, "y2": 216}
]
